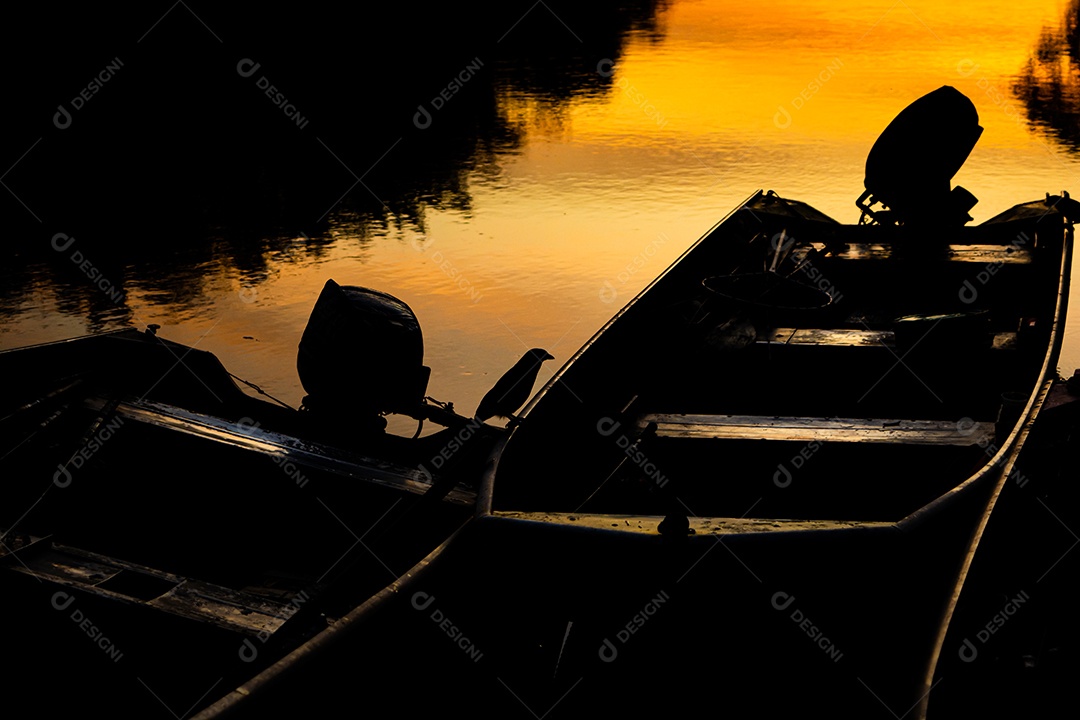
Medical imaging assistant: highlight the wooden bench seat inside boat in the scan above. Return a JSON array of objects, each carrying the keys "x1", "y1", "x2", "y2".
[
  {"x1": 757, "y1": 327, "x2": 1017, "y2": 350},
  {"x1": 635, "y1": 414, "x2": 996, "y2": 446},
  {"x1": 3, "y1": 536, "x2": 306, "y2": 636},
  {"x1": 801, "y1": 242, "x2": 1035, "y2": 265}
]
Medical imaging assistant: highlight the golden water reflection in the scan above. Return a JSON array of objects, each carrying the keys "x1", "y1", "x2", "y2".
[{"x1": 3, "y1": 0, "x2": 1080, "y2": 428}]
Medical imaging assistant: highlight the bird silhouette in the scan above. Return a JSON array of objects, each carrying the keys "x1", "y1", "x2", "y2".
[{"x1": 475, "y1": 348, "x2": 554, "y2": 424}]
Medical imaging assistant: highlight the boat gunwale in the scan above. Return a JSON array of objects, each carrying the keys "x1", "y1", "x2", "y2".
[
  {"x1": 911, "y1": 205, "x2": 1073, "y2": 719},
  {"x1": 96, "y1": 397, "x2": 477, "y2": 505},
  {"x1": 899, "y1": 206, "x2": 1073, "y2": 529},
  {"x1": 0, "y1": 326, "x2": 139, "y2": 356}
]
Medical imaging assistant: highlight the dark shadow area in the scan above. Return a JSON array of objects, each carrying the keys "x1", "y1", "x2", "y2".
[
  {"x1": 0, "y1": 1, "x2": 669, "y2": 327},
  {"x1": 1014, "y1": 0, "x2": 1080, "y2": 150}
]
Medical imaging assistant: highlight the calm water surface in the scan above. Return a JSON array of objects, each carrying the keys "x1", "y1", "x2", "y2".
[{"x1": 4, "y1": 0, "x2": 1080, "y2": 433}]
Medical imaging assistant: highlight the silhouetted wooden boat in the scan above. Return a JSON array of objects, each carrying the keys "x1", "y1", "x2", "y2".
[
  {"x1": 0, "y1": 288, "x2": 503, "y2": 716},
  {"x1": 191, "y1": 89, "x2": 1077, "y2": 720},
  {"x1": 4, "y1": 87, "x2": 1075, "y2": 718}
]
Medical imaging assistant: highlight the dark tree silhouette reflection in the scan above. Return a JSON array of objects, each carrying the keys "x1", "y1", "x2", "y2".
[
  {"x1": 1015, "y1": 1, "x2": 1080, "y2": 149},
  {"x1": 0, "y1": 1, "x2": 669, "y2": 328}
]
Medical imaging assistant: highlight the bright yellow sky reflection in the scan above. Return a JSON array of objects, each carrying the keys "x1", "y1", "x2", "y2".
[{"x1": 7, "y1": 0, "x2": 1080, "y2": 423}]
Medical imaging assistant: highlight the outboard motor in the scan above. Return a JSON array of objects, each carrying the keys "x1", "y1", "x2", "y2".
[
  {"x1": 857, "y1": 86, "x2": 983, "y2": 226},
  {"x1": 297, "y1": 279, "x2": 430, "y2": 423}
]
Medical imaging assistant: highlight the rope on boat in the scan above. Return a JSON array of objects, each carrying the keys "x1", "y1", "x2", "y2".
[{"x1": 227, "y1": 372, "x2": 297, "y2": 411}]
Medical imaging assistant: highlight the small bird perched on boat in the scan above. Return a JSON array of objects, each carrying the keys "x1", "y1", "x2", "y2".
[{"x1": 475, "y1": 348, "x2": 554, "y2": 424}]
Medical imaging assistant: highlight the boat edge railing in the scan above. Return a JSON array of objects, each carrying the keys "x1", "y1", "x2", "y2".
[{"x1": 906, "y1": 199, "x2": 1074, "y2": 720}]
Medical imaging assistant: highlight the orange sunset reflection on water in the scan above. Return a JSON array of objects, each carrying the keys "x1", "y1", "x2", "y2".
[{"x1": 4, "y1": 0, "x2": 1080, "y2": 431}]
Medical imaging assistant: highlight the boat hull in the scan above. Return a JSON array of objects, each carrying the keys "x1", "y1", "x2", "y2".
[{"x1": 195, "y1": 191, "x2": 1074, "y2": 718}]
